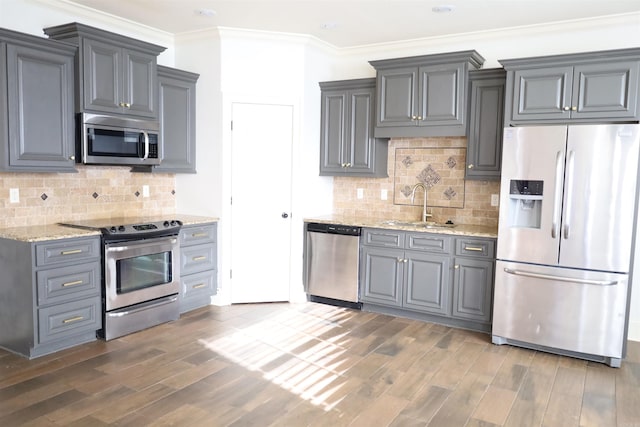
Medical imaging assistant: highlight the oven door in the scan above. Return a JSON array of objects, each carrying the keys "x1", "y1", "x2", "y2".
[{"x1": 104, "y1": 236, "x2": 180, "y2": 311}]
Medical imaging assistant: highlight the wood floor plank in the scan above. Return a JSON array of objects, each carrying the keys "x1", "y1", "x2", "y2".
[{"x1": 0, "y1": 302, "x2": 638, "y2": 427}]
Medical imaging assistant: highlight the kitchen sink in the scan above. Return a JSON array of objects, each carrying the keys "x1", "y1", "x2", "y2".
[{"x1": 380, "y1": 220, "x2": 457, "y2": 229}]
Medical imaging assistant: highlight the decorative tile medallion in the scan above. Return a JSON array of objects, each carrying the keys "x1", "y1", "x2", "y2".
[{"x1": 393, "y1": 147, "x2": 466, "y2": 208}]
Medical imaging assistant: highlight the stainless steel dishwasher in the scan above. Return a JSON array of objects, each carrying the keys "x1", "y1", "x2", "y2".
[{"x1": 304, "y1": 222, "x2": 361, "y2": 309}]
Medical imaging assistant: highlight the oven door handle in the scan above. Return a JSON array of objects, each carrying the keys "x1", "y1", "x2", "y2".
[
  {"x1": 106, "y1": 295, "x2": 178, "y2": 318},
  {"x1": 106, "y1": 237, "x2": 178, "y2": 253}
]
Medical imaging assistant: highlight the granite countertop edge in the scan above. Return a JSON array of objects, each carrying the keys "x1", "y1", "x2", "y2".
[
  {"x1": 304, "y1": 214, "x2": 498, "y2": 239},
  {"x1": 0, "y1": 214, "x2": 219, "y2": 243}
]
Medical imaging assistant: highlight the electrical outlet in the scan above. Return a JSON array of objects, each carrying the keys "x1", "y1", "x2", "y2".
[
  {"x1": 381, "y1": 189, "x2": 388, "y2": 201},
  {"x1": 9, "y1": 188, "x2": 19, "y2": 203},
  {"x1": 142, "y1": 185, "x2": 150, "y2": 198},
  {"x1": 356, "y1": 188, "x2": 364, "y2": 199},
  {"x1": 491, "y1": 194, "x2": 499, "y2": 206}
]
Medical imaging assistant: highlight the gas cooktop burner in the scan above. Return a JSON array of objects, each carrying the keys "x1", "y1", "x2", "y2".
[{"x1": 60, "y1": 218, "x2": 183, "y2": 240}]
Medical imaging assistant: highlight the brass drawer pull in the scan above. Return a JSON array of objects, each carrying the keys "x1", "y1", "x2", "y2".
[
  {"x1": 192, "y1": 283, "x2": 207, "y2": 289},
  {"x1": 61, "y1": 249, "x2": 82, "y2": 255},
  {"x1": 62, "y1": 280, "x2": 83, "y2": 287},
  {"x1": 63, "y1": 316, "x2": 84, "y2": 324},
  {"x1": 192, "y1": 232, "x2": 208, "y2": 238},
  {"x1": 464, "y1": 246, "x2": 484, "y2": 252},
  {"x1": 192, "y1": 256, "x2": 207, "y2": 261}
]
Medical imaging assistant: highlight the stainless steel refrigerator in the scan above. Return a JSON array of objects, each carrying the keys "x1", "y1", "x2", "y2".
[{"x1": 492, "y1": 124, "x2": 640, "y2": 367}]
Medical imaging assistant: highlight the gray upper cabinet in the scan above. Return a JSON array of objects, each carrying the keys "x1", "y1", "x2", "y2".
[
  {"x1": 466, "y1": 69, "x2": 506, "y2": 180},
  {"x1": 319, "y1": 78, "x2": 388, "y2": 177},
  {"x1": 369, "y1": 51, "x2": 485, "y2": 138},
  {"x1": 154, "y1": 66, "x2": 199, "y2": 173},
  {"x1": 0, "y1": 28, "x2": 77, "y2": 172},
  {"x1": 44, "y1": 23, "x2": 166, "y2": 119},
  {"x1": 501, "y1": 48, "x2": 640, "y2": 125}
]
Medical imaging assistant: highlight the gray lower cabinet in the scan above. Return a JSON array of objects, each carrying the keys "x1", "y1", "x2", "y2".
[
  {"x1": 319, "y1": 78, "x2": 388, "y2": 177},
  {"x1": 179, "y1": 223, "x2": 217, "y2": 313},
  {"x1": 44, "y1": 22, "x2": 166, "y2": 119},
  {"x1": 154, "y1": 66, "x2": 199, "y2": 173},
  {"x1": 0, "y1": 28, "x2": 77, "y2": 172},
  {"x1": 500, "y1": 48, "x2": 640, "y2": 125},
  {"x1": 0, "y1": 236, "x2": 102, "y2": 358},
  {"x1": 452, "y1": 238, "x2": 495, "y2": 323},
  {"x1": 368, "y1": 51, "x2": 485, "y2": 138},
  {"x1": 466, "y1": 69, "x2": 506, "y2": 180},
  {"x1": 360, "y1": 228, "x2": 495, "y2": 332}
]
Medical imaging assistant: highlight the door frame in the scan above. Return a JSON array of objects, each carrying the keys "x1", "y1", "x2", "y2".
[{"x1": 217, "y1": 93, "x2": 304, "y2": 305}]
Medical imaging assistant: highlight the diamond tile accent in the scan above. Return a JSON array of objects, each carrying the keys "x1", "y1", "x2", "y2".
[
  {"x1": 402, "y1": 156, "x2": 413, "y2": 167},
  {"x1": 40, "y1": 193, "x2": 48, "y2": 201},
  {"x1": 417, "y1": 165, "x2": 441, "y2": 188},
  {"x1": 92, "y1": 192, "x2": 99, "y2": 199},
  {"x1": 444, "y1": 187, "x2": 457, "y2": 200},
  {"x1": 447, "y1": 156, "x2": 457, "y2": 168},
  {"x1": 135, "y1": 191, "x2": 140, "y2": 197},
  {"x1": 171, "y1": 190, "x2": 176, "y2": 195}
]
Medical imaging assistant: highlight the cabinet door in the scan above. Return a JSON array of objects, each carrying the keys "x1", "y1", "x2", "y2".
[
  {"x1": 123, "y1": 48, "x2": 157, "y2": 118},
  {"x1": 452, "y1": 257, "x2": 493, "y2": 322},
  {"x1": 466, "y1": 77, "x2": 505, "y2": 180},
  {"x1": 403, "y1": 252, "x2": 451, "y2": 315},
  {"x1": 5, "y1": 44, "x2": 76, "y2": 171},
  {"x1": 376, "y1": 67, "x2": 418, "y2": 128},
  {"x1": 319, "y1": 90, "x2": 347, "y2": 174},
  {"x1": 83, "y1": 38, "x2": 121, "y2": 114},
  {"x1": 360, "y1": 246, "x2": 403, "y2": 307},
  {"x1": 511, "y1": 66, "x2": 573, "y2": 122},
  {"x1": 418, "y1": 63, "x2": 464, "y2": 127},
  {"x1": 347, "y1": 87, "x2": 376, "y2": 173},
  {"x1": 156, "y1": 71, "x2": 197, "y2": 173},
  {"x1": 572, "y1": 61, "x2": 639, "y2": 120}
]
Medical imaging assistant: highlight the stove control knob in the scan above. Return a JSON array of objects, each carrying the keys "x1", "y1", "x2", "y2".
[
  {"x1": 118, "y1": 225, "x2": 126, "y2": 232},
  {"x1": 109, "y1": 226, "x2": 117, "y2": 233},
  {"x1": 164, "y1": 221, "x2": 170, "y2": 227},
  {"x1": 170, "y1": 220, "x2": 177, "y2": 226}
]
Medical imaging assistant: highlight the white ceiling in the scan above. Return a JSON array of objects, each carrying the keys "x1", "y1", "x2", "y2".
[{"x1": 64, "y1": 0, "x2": 640, "y2": 48}]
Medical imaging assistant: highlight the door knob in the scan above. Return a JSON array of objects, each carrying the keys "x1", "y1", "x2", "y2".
[{"x1": 281, "y1": 212, "x2": 289, "y2": 218}]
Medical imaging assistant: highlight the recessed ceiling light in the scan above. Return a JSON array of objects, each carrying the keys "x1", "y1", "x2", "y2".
[
  {"x1": 432, "y1": 5, "x2": 456, "y2": 13},
  {"x1": 195, "y1": 8, "x2": 216, "y2": 17}
]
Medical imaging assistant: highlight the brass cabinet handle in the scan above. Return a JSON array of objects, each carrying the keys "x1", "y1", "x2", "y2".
[
  {"x1": 467, "y1": 164, "x2": 474, "y2": 169},
  {"x1": 571, "y1": 106, "x2": 577, "y2": 111},
  {"x1": 192, "y1": 256, "x2": 207, "y2": 261},
  {"x1": 192, "y1": 283, "x2": 207, "y2": 289},
  {"x1": 563, "y1": 106, "x2": 570, "y2": 111},
  {"x1": 464, "y1": 246, "x2": 484, "y2": 252},
  {"x1": 63, "y1": 316, "x2": 84, "y2": 324},
  {"x1": 61, "y1": 249, "x2": 82, "y2": 255},
  {"x1": 192, "y1": 232, "x2": 208, "y2": 238},
  {"x1": 62, "y1": 280, "x2": 83, "y2": 287},
  {"x1": 417, "y1": 116, "x2": 423, "y2": 120},
  {"x1": 454, "y1": 265, "x2": 460, "y2": 269},
  {"x1": 69, "y1": 155, "x2": 75, "y2": 160}
]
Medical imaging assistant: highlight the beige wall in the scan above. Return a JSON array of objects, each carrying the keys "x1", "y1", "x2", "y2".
[
  {"x1": 0, "y1": 167, "x2": 176, "y2": 228},
  {"x1": 333, "y1": 137, "x2": 500, "y2": 227}
]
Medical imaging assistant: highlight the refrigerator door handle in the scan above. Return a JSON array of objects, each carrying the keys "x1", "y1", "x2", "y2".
[
  {"x1": 551, "y1": 150, "x2": 564, "y2": 239},
  {"x1": 503, "y1": 268, "x2": 619, "y2": 286},
  {"x1": 563, "y1": 150, "x2": 576, "y2": 239}
]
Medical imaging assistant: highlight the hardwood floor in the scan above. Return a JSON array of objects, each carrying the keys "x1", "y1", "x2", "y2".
[{"x1": 0, "y1": 302, "x2": 639, "y2": 426}]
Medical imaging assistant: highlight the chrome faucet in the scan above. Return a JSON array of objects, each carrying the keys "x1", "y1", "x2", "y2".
[{"x1": 411, "y1": 183, "x2": 432, "y2": 223}]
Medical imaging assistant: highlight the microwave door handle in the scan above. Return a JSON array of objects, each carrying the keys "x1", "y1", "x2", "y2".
[{"x1": 141, "y1": 131, "x2": 149, "y2": 160}]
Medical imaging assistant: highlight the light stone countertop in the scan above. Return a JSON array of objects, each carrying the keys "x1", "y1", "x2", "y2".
[
  {"x1": 304, "y1": 214, "x2": 497, "y2": 239},
  {"x1": 0, "y1": 214, "x2": 219, "y2": 243}
]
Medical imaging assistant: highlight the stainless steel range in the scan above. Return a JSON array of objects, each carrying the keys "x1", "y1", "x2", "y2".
[{"x1": 61, "y1": 218, "x2": 183, "y2": 340}]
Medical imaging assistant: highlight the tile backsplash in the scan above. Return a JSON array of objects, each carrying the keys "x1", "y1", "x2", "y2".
[
  {"x1": 0, "y1": 166, "x2": 176, "y2": 228},
  {"x1": 334, "y1": 137, "x2": 501, "y2": 227}
]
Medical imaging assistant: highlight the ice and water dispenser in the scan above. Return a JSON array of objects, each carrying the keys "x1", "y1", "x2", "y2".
[{"x1": 507, "y1": 180, "x2": 543, "y2": 228}]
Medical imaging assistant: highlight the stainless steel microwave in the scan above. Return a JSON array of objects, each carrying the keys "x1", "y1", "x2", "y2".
[{"x1": 79, "y1": 113, "x2": 161, "y2": 166}]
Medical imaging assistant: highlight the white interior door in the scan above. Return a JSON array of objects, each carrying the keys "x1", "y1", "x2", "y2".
[{"x1": 230, "y1": 102, "x2": 293, "y2": 303}]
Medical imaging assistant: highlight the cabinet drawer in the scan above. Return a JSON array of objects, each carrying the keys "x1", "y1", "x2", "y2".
[
  {"x1": 37, "y1": 262, "x2": 100, "y2": 306},
  {"x1": 36, "y1": 238, "x2": 100, "y2": 267},
  {"x1": 407, "y1": 233, "x2": 452, "y2": 254},
  {"x1": 181, "y1": 243, "x2": 216, "y2": 275},
  {"x1": 38, "y1": 297, "x2": 101, "y2": 344},
  {"x1": 362, "y1": 229, "x2": 405, "y2": 249},
  {"x1": 180, "y1": 224, "x2": 216, "y2": 246},
  {"x1": 182, "y1": 269, "x2": 217, "y2": 299},
  {"x1": 455, "y1": 238, "x2": 495, "y2": 258}
]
